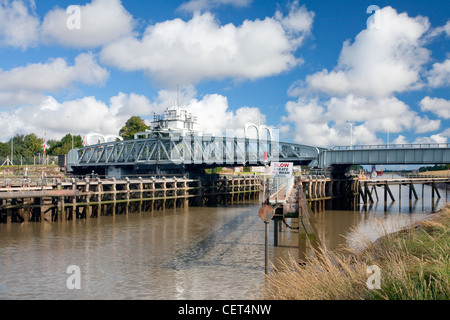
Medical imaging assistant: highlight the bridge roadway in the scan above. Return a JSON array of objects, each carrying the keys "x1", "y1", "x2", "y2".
[{"x1": 66, "y1": 135, "x2": 450, "y2": 176}]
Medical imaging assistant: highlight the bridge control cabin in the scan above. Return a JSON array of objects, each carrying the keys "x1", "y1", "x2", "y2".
[{"x1": 134, "y1": 106, "x2": 206, "y2": 139}]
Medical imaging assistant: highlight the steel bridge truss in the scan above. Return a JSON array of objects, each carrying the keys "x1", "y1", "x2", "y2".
[{"x1": 67, "y1": 136, "x2": 322, "y2": 171}]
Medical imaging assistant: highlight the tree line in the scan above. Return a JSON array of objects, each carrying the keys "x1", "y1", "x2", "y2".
[
  {"x1": 0, "y1": 116, "x2": 150, "y2": 159},
  {"x1": 0, "y1": 133, "x2": 83, "y2": 159}
]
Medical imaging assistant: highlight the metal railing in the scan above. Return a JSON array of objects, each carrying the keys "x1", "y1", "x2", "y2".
[
  {"x1": 0, "y1": 156, "x2": 59, "y2": 166},
  {"x1": 267, "y1": 176, "x2": 295, "y2": 203},
  {"x1": 333, "y1": 143, "x2": 450, "y2": 150}
]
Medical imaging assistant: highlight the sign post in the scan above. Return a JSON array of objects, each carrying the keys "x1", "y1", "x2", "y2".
[
  {"x1": 258, "y1": 204, "x2": 274, "y2": 275},
  {"x1": 269, "y1": 162, "x2": 293, "y2": 178}
]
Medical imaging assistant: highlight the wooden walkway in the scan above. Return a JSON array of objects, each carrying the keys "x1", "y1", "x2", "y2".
[{"x1": 359, "y1": 177, "x2": 450, "y2": 204}]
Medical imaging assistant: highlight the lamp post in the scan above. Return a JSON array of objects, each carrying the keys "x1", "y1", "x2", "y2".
[
  {"x1": 387, "y1": 130, "x2": 390, "y2": 149},
  {"x1": 346, "y1": 121, "x2": 355, "y2": 149},
  {"x1": 4, "y1": 121, "x2": 13, "y2": 166}
]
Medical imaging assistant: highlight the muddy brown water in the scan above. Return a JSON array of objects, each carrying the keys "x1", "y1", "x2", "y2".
[{"x1": 0, "y1": 181, "x2": 447, "y2": 300}]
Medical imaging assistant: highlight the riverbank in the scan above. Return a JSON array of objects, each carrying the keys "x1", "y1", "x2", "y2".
[{"x1": 259, "y1": 202, "x2": 450, "y2": 300}]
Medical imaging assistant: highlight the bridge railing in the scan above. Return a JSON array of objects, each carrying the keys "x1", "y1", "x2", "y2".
[
  {"x1": 267, "y1": 176, "x2": 295, "y2": 203},
  {"x1": 333, "y1": 143, "x2": 450, "y2": 150}
]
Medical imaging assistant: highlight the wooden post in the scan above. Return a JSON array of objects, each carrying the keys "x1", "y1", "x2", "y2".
[
  {"x1": 125, "y1": 177, "x2": 130, "y2": 215},
  {"x1": 273, "y1": 219, "x2": 279, "y2": 247},
  {"x1": 297, "y1": 187, "x2": 322, "y2": 263},
  {"x1": 409, "y1": 182, "x2": 418, "y2": 200},
  {"x1": 112, "y1": 178, "x2": 116, "y2": 216},
  {"x1": 139, "y1": 178, "x2": 143, "y2": 213},
  {"x1": 359, "y1": 185, "x2": 366, "y2": 204},
  {"x1": 372, "y1": 185, "x2": 379, "y2": 201},
  {"x1": 97, "y1": 181, "x2": 103, "y2": 217},
  {"x1": 162, "y1": 177, "x2": 166, "y2": 210},
  {"x1": 384, "y1": 182, "x2": 395, "y2": 202},
  {"x1": 85, "y1": 179, "x2": 90, "y2": 219},
  {"x1": 365, "y1": 182, "x2": 374, "y2": 203}
]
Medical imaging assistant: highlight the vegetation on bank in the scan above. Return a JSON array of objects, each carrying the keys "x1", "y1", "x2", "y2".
[
  {"x1": 259, "y1": 204, "x2": 450, "y2": 300},
  {"x1": 418, "y1": 164, "x2": 450, "y2": 173}
]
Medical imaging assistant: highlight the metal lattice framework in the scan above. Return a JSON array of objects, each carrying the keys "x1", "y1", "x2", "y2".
[
  {"x1": 319, "y1": 143, "x2": 450, "y2": 167},
  {"x1": 67, "y1": 136, "x2": 324, "y2": 172},
  {"x1": 67, "y1": 138, "x2": 450, "y2": 174}
]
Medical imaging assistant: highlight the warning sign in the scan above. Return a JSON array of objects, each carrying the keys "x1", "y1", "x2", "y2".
[{"x1": 269, "y1": 162, "x2": 293, "y2": 178}]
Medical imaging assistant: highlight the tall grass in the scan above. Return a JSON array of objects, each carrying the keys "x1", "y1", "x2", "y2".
[{"x1": 258, "y1": 204, "x2": 450, "y2": 300}]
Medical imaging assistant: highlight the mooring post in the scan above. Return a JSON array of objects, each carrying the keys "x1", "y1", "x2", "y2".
[
  {"x1": 297, "y1": 186, "x2": 322, "y2": 263},
  {"x1": 273, "y1": 219, "x2": 279, "y2": 247},
  {"x1": 125, "y1": 177, "x2": 130, "y2": 215},
  {"x1": 112, "y1": 178, "x2": 116, "y2": 216}
]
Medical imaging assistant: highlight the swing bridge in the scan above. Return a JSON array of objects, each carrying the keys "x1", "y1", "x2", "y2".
[{"x1": 66, "y1": 134, "x2": 450, "y2": 178}]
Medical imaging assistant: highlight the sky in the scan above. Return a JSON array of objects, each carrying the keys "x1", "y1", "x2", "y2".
[{"x1": 0, "y1": 0, "x2": 448, "y2": 149}]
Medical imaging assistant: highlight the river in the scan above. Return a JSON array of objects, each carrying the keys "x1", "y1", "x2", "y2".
[{"x1": 0, "y1": 178, "x2": 447, "y2": 300}]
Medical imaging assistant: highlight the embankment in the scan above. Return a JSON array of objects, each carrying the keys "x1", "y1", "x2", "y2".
[{"x1": 258, "y1": 203, "x2": 450, "y2": 300}]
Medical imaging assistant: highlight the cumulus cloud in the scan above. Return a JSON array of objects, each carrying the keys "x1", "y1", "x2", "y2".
[
  {"x1": 295, "y1": 6, "x2": 431, "y2": 98},
  {"x1": 0, "y1": 52, "x2": 109, "y2": 107},
  {"x1": 420, "y1": 96, "x2": 450, "y2": 119},
  {"x1": 100, "y1": 2, "x2": 313, "y2": 85},
  {"x1": 281, "y1": 6, "x2": 445, "y2": 147},
  {"x1": 177, "y1": 0, "x2": 253, "y2": 13},
  {"x1": 40, "y1": 0, "x2": 136, "y2": 48},
  {"x1": 1, "y1": 88, "x2": 267, "y2": 142},
  {"x1": 427, "y1": 59, "x2": 450, "y2": 87},
  {"x1": 281, "y1": 95, "x2": 441, "y2": 147},
  {"x1": 0, "y1": 0, "x2": 39, "y2": 49},
  {"x1": 0, "y1": 52, "x2": 108, "y2": 92},
  {"x1": 428, "y1": 20, "x2": 450, "y2": 38}
]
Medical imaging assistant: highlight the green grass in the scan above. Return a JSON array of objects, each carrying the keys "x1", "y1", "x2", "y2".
[{"x1": 257, "y1": 204, "x2": 450, "y2": 300}]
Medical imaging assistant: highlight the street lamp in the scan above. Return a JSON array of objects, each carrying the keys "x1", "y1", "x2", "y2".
[
  {"x1": 346, "y1": 121, "x2": 355, "y2": 149},
  {"x1": 387, "y1": 130, "x2": 390, "y2": 149},
  {"x1": 4, "y1": 121, "x2": 13, "y2": 166}
]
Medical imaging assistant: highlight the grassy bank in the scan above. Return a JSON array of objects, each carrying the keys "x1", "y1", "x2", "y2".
[
  {"x1": 258, "y1": 204, "x2": 450, "y2": 300},
  {"x1": 419, "y1": 170, "x2": 450, "y2": 177}
]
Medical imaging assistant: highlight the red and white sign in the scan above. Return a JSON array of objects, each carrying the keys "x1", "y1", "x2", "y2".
[{"x1": 269, "y1": 162, "x2": 293, "y2": 178}]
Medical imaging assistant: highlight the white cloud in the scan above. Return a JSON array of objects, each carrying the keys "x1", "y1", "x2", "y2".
[
  {"x1": 100, "y1": 3, "x2": 313, "y2": 85},
  {"x1": 428, "y1": 20, "x2": 450, "y2": 38},
  {"x1": 1, "y1": 88, "x2": 266, "y2": 142},
  {"x1": 281, "y1": 6, "x2": 445, "y2": 148},
  {"x1": 178, "y1": 0, "x2": 252, "y2": 13},
  {"x1": 427, "y1": 59, "x2": 450, "y2": 88},
  {"x1": 40, "y1": 0, "x2": 135, "y2": 48},
  {"x1": 183, "y1": 94, "x2": 266, "y2": 136},
  {"x1": 281, "y1": 95, "x2": 440, "y2": 147},
  {"x1": 281, "y1": 98, "x2": 344, "y2": 146},
  {"x1": 413, "y1": 134, "x2": 447, "y2": 144},
  {"x1": 0, "y1": 52, "x2": 109, "y2": 106},
  {"x1": 297, "y1": 6, "x2": 431, "y2": 98},
  {"x1": 0, "y1": 0, "x2": 39, "y2": 49},
  {"x1": 420, "y1": 96, "x2": 450, "y2": 119}
]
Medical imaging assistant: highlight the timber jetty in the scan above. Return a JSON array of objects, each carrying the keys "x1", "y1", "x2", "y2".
[{"x1": 0, "y1": 175, "x2": 261, "y2": 223}]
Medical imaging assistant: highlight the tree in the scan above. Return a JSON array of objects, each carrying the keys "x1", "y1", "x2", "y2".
[
  {"x1": 23, "y1": 134, "x2": 44, "y2": 157},
  {"x1": 47, "y1": 134, "x2": 83, "y2": 156},
  {"x1": 119, "y1": 116, "x2": 149, "y2": 140},
  {"x1": 0, "y1": 141, "x2": 8, "y2": 157}
]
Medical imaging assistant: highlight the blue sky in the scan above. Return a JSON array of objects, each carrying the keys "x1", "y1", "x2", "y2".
[{"x1": 0, "y1": 0, "x2": 448, "y2": 148}]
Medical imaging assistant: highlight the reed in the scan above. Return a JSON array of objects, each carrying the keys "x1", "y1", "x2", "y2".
[{"x1": 258, "y1": 204, "x2": 450, "y2": 300}]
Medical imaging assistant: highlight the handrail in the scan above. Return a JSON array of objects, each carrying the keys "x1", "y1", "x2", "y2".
[{"x1": 333, "y1": 143, "x2": 450, "y2": 150}]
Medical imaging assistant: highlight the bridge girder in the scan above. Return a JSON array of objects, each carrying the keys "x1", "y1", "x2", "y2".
[{"x1": 67, "y1": 136, "x2": 323, "y2": 174}]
